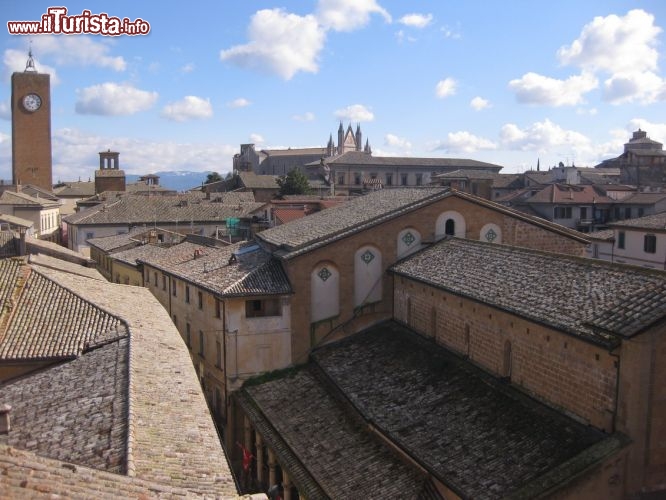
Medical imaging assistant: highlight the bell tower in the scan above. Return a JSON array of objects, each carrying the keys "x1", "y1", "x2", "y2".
[{"x1": 11, "y1": 49, "x2": 52, "y2": 192}]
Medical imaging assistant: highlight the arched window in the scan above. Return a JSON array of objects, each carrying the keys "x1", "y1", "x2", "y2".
[
  {"x1": 354, "y1": 245, "x2": 382, "y2": 307},
  {"x1": 445, "y1": 219, "x2": 455, "y2": 236},
  {"x1": 436, "y1": 211, "x2": 466, "y2": 240},
  {"x1": 311, "y1": 263, "x2": 339, "y2": 322}
]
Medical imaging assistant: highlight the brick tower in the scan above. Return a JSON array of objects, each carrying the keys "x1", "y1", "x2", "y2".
[{"x1": 11, "y1": 50, "x2": 52, "y2": 191}]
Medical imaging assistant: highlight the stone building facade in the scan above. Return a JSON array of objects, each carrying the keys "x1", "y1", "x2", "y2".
[
  {"x1": 390, "y1": 238, "x2": 666, "y2": 496},
  {"x1": 256, "y1": 188, "x2": 590, "y2": 365}
]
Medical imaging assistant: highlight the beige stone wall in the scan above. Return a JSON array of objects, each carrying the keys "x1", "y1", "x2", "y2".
[
  {"x1": 394, "y1": 275, "x2": 617, "y2": 431},
  {"x1": 112, "y1": 260, "x2": 142, "y2": 286},
  {"x1": 284, "y1": 194, "x2": 588, "y2": 366}
]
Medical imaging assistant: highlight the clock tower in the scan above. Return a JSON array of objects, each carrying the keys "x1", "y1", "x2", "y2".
[{"x1": 11, "y1": 50, "x2": 52, "y2": 192}]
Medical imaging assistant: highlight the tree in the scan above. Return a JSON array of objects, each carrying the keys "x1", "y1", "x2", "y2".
[
  {"x1": 277, "y1": 168, "x2": 311, "y2": 197},
  {"x1": 205, "y1": 171, "x2": 223, "y2": 184}
]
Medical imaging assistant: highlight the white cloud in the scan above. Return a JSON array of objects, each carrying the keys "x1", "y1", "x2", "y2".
[
  {"x1": 249, "y1": 133, "x2": 264, "y2": 144},
  {"x1": 603, "y1": 71, "x2": 666, "y2": 104},
  {"x1": 334, "y1": 104, "x2": 374, "y2": 121},
  {"x1": 220, "y1": 9, "x2": 325, "y2": 80},
  {"x1": 395, "y1": 30, "x2": 416, "y2": 43},
  {"x1": 470, "y1": 96, "x2": 491, "y2": 111},
  {"x1": 384, "y1": 133, "x2": 412, "y2": 149},
  {"x1": 3, "y1": 49, "x2": 59, "y2": 84},
  {"x1": 227, "y1": 97, "x2": 251, "y2": 108},
  {"x1": 49, "y1": 128, "x2": 238, "y2": 180},
  {"x1": 398, "y1": 13, "x2": 433, "y2": 28},
  {"x1": 557, "y1": 9, "x2": 660, "y2": 75},
  {"x1": 316, "y1": 0, "x2": 391, "y2": 32},
  {"x1": 432, "y1": 131, "x2": 497, "y2": 153},
  {"x1": 30, "y1": 35, "x2": 126, "y2": 71},
  {"x1": 180, "y1": 63, "x2": 195, "y2": 73},
  {"x1": 435, "y1": 78, "x2": 457, "y2": 98},
  {"x1": 293, "y1": 111, "x2": 316, "y2": 121},
  {"x1": 500, "y1": 119, "x2": 591, "y2": 152},
  {"x1": 508, "y1": 71, "x2": 598, "y2": 106},
  {"x1": 441, "y1": 24, "x2": 462, "y2": 39},
  {"x1": 161, "y1": 96, "x2": 213, "y2": 122},
  {"x1": 75, "y1": 83, "x2": 158, "y2": 116}
]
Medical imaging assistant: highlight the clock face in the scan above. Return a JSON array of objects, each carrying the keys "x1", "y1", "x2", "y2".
[{"x1": 22, "y1": 93, "x2": 41, "y2": 112}]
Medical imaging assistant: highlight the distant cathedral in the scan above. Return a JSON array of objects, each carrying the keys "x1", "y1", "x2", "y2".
[
  {"x1": 326, "y1": 122, "x2": 372, "y2": 156},
  {"x1": 233, "y1": 122, "x2": 372, "y2": 176}
]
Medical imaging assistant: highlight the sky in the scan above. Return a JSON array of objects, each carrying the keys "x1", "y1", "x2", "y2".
[{"x1": 2, "y1": 1, "x2": 666, "y2": 182}]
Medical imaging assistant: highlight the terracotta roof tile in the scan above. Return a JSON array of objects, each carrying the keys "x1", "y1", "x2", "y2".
[
  {"x1": 239, "y1": 367, "x2": 425, "y2": 499},
  {"x1": 391, "y1": 238, "x2": 666, "y2": 343},
  {"x1": 309, "y1": 322, "x2": 616, "y2": 499}
]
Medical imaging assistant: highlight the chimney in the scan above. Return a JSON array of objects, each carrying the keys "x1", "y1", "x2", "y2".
[{"x1": 0, "y1": 404, "x2": 11, "y2": 434}]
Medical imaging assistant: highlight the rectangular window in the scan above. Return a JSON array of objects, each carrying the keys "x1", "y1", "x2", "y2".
[
  {"x1": 245, "y1": 298, "x2": 282, "y2": 318},
  {"x1": 401, "y1": 173, "x2": 408, "y2": 186},
  {"x1": 644, "y1": 234, "x2": 657, "y2": 254},
  {"x1": 185, "y1": 286, "x2": 190, "y2": 303},
  {"x1": 625, "y1": 207, "x2": 632, "y2": 219},
  {"x1": 338, "y1": 174, "x2": 345, "y2": 185},
  {"x1": 153, "y1": 272, "x2": 158, "y2": 286},
  {"x1": 385, "y1": 174, "x2": 393, "y2": 186},
  {"x1": 198, "y1": 291, "x2": 203, "y2": 310},
  {"x1": 186, "y1": 323, "x2": 191, "y2": 348},
  {"x1": 172, "y1": 279, "x2": 177, "y2": 297},
  {"x1": 86, "y1": 232, "x2": 94, "y2": 240},
  {"x1": 618, "y1": 231, "x2": 626, "y2": 249},
  {"x1": 215, "y1": 299, "x2": 221, "y2": 318},
  {"x1": 580, "y1": 207, "x2": 587, "y2": 219},
  {"x1": 638, "y1": 208, "x2": 645, "y2": 217},
  {"x1": 614, "y1": 207, "x2": 621, "y2": 220},
  {"x1": 592, "y1": 243, "x2": 599, "y2": 258},
  {"x1": 354, "y1": 173, "x2": 362, "y2": 185},
  {"x1": 199, "y1": 331, "x2": 205, "y2": 357},
  {"x1": 162, "y1": 275, "x2": 166, "y2": 291},
  {"x1": 554, "y1": 207, "x2": 572, "y2": 219},
  {"x1": 216, "y1": 340, "x2": 222, "y2": 368},
  {"x1": 415, "y1": 173, "x2": 423, "y2": 186}
]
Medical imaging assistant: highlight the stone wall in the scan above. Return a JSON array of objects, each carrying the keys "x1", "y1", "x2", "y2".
[{"x1": 393, "y1": 275, "x2": 617, "y2": 431}]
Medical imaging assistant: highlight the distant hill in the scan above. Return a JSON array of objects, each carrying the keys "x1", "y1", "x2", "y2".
[{"x1": 127, "y1": 171, "x2": 220, "y2": 192}]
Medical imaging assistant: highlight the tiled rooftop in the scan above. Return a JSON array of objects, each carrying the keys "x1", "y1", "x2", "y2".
[
  {"x1": 0, "y1": 260, "x2": 125, "y2": 361},
  {"x1": 2, "y1": 338, "x2": 129, "y2": 472},
  {"x1": 526, "y1": 184, "x2": 613, "y2": 204},
  {"x1": 1, "y1": 444, "x2": 233, "y2": 499},
  {"x1": 63, "y1": 193, "x2": 263, "y2": 226},
  {"x1": 53, "y1": 181, "x2": 96, "y2": 198},
  {"x1": 257, "y1": 188, "x2": 451, "y2": 257},
  {"x1": 308, "y1": 322, "x2": 617, "y2": 499},
  {"x1": 610, "y1": 211, "x2": 666, "y2": 230},
  {"x1": 257, "y1": 188, "x2": 588, "y2": 259},
  {"x1": 0, "y1": 190, "x2": 60, "y2": 207},
  {"x1": 0, "y1": 259, "x2": 238, "y2": 497},
  {"x1": 239, "y1": 366, "x2": 426, "y2": 499},
  {"x1": 324, "y1": 151, "x2": 503, "y2": 170},
  {"x1": 238, "y1": 171, "x2": 280, "y2": 189},
  {"x1": 391, "y1": 238, "x2": 666, "y2": 343},
  {"x1": 139, "y1": 240, "x2": 292, "y2": 297}
]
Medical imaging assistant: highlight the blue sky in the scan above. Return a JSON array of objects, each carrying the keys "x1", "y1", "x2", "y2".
[{"x1": 1, "y1": 1, "x2": 666, "y2": 182}]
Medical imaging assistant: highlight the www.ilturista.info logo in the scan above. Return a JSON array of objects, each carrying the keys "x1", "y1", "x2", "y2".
[{"x1": 7, "y1": 7, "x2": 150, "y2": 36}]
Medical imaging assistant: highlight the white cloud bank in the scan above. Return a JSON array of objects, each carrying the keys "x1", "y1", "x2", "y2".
[
  {"x1": 162, "y1": 96, "x2": 213, "y2": 122},
  {"x1": 75, "y1": 83, "x2": 158, "y2": 116}
]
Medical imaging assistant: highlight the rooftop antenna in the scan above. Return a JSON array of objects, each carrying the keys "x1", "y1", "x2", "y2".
[{"x1": 25, "y1": 42, "x2": 37, "y2": 72}]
